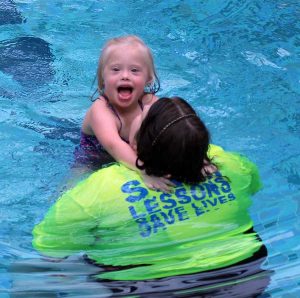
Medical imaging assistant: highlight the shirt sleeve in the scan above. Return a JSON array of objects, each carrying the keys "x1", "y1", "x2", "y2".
[
  {"x1": 32, "y1": 183, "x2": 100, "y2": 258},
  {"x1": 237, "y1": 154, "x2": 263, "y2": 195},
  {"x1": 209, "y1": 144, "x2": 263, "y2": 195}
]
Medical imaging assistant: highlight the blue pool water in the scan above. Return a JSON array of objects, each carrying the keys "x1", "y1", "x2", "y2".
[{"x1": 1, "y1": 0, "x2": 299, "y2": 297}]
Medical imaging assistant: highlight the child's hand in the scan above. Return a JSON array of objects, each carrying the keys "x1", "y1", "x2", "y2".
[
  {"x1": 202, "y1": 159, "x2": 217, "y2": 176},
  {"x1": 141, "y1": 173, "x2": 175, "y2": 193}
]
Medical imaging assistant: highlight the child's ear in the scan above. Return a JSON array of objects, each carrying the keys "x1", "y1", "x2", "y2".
[{"x1": 146, "y1": 76, "x2": 154, "y2": 85}]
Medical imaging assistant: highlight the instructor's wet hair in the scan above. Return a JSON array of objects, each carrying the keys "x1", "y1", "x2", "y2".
[{"x1": 136, "y1": 97, "x2": 214, "y2": 184}]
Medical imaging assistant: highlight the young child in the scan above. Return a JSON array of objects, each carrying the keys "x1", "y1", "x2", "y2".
[
  {"x1": 135, "y1": 96, "x2": 217, "y2": 183},
  {"x1": 75, "y1": 35, "x2": 173, "y2": 191}
]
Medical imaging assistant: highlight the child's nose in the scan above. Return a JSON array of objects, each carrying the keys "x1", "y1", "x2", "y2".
[{"x1": 121, "y1": 70, "x2": 130, "y2": 80}]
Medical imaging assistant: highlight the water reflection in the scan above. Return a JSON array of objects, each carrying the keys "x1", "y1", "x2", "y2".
[{"x1": 9, "y1": 253, "x2": 271, "y2": 297}]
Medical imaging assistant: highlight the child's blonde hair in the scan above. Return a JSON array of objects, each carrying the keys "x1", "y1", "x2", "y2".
[{"x1": 97, "y1": 35, "x2": 160, "y2": 95}]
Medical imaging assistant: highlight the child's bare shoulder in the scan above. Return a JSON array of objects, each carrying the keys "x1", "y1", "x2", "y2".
[
  {"x1": 141, "y1": 94, "x2": 158, "y2": 116},
  {"x1": 89, "y1": 97, "x2": 111, "y2": 115},
  {"x1": 86, "y1": 98, "x2": 118, "y2": 130},
  {"x1": 90, "y1": 97, "x2": 106, "y2": 108},
  {"x1": 142, "y1": 93, "x2": 158, "y2": 106}
]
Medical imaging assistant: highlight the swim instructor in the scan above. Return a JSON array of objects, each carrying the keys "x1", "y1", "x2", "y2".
[{"x1": 32, "y1": 97, "x2": 267, "y2": 282}]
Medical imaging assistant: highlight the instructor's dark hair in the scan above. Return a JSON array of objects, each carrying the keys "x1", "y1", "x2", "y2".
[{"x1": 136, "y1": 97, "x2": 214, "y2": 184}]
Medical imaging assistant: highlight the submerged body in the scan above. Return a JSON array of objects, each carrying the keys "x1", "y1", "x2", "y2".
[{"x1": 33, "y1": 145, "x2": 264, "y2": 281}]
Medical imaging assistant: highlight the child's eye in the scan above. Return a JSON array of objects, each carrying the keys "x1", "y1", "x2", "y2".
[
  {"x1": 131, "y1": 68, "x2": 140, "y2": 73},
  {"x1": 112, "y1": 67, "x2": 120, "y2": 72}
]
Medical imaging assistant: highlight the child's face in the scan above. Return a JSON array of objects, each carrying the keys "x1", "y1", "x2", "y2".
[{"x1": 103, "y1": 44, "x2": 151, "y2": 109}]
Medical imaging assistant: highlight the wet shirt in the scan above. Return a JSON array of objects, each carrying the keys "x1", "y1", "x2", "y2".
[{"x1": 33, "y1": 145, "x2": 263, "y2": 280}]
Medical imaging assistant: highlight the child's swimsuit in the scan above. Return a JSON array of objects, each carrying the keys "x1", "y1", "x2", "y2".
[
  {"x1": 74, "y1": 131, "x2": 116, "y2": 169},
  {"x1": 74, "y1": 95, "x2": 144, "y2": 169}
]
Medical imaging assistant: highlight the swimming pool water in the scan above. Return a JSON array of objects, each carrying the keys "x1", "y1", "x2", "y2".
[{"x1": 1, "y1": 0, "x2": 299, "y2": 297}]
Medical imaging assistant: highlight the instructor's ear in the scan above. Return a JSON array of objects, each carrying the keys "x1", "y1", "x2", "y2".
[
  {"x1": 136, "y1": 158, "x2": 145, "y2": 170},
  {"x1": 131, "y1": 141, "x2": 137, "y2": 152}
]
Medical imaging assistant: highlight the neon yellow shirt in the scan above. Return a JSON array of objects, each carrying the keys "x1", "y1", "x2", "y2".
[{"x1": 33, "y1": 145, "x2": 263, "y2": 280}]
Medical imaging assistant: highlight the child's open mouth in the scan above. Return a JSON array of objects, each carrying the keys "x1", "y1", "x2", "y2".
[{"x1": 118, "y1": 86, "x2": 133, "y2": 100}]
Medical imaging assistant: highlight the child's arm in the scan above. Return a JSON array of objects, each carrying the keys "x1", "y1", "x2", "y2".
[
  {"x1": 88, "y1": 99, "x2": 138, "y2": 168},
  {"x1": 87, "y1": 100, "x2": 174, "y2": 192}
]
